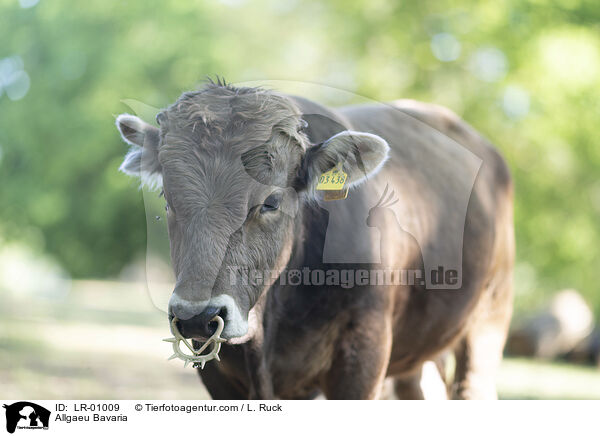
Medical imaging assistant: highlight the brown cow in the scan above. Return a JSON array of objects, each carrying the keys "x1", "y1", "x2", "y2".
[{"x1": 116, "y1": 80, "x2": 514, "y2": 399}]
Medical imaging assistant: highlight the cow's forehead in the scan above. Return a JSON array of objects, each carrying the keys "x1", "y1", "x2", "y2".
[
  {"x1": 159, "y1": 135, "x2": 293, "y2": 190},
  {"x1": 160, "y1": 147, "x2": 259, "y2": 202},
  {"x1": 159, "y1": 143, "x2": 298, "y2": 221}
]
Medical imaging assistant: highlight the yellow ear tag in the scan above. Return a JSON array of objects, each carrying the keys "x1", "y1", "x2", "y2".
[
  {"x1": 316, "y1": 166, "x2": 347, "y2": 190},
  {"x1": 316, "y1": 166, "x2": 348, "y2": 201}
]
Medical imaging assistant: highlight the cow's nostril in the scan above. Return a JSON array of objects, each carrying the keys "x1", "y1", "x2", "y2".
[
  {"x1": 172, "y1": 305, "x2": 226, "y2": 339},
  {"x1": 207, "y1": 320, "x2": 218, "y2": 335},
  {"x1": 174, "y1": 319, "x2": 183, "y2": 334}
]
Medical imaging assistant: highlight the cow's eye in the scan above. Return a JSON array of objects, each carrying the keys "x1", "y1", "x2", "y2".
[{"x1": 260, "y1": 192, "x2": 281, "y2": 213}]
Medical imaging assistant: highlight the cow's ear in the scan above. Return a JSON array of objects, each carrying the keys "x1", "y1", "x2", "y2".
[
  {"x1": 116, "y1": 114, "x2": 162, "y2": 189},
  {"x1": 302, "y1": 130, "x2": 389, "y2": 193}
]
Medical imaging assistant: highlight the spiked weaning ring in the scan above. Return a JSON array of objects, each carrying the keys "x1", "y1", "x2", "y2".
[{"x1": 163, "y1": 316, "x2": 226, "y2": 369}]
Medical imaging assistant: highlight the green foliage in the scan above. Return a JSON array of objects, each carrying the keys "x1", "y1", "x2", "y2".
[{"x1": 0, "y1": 0, "x2": 598, "y2": 313}]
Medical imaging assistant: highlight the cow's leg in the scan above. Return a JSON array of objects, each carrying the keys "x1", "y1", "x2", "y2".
[
  {"x1": 452, "y1": 185, "x2": 514, "y2": 400},
  {"x1": 451, "y1": 327, "x2": 506, "y2": 399},
  {"x1": 322, "y1": 313, "x2": 392, "y2": 399},
  {"x1": 394, "y1": 357, "x2": 448, "y2": 399},
  {"x1": 451, "y1": 279, "x2": 513, "y2": 399},
  {"x1": 393, "y1": 368, "x2": 424, "y2": 399}
]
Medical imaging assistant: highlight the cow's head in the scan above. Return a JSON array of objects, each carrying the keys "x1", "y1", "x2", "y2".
[{"x1": 116, "y1": 83, "x2": 389, "y2": 343}]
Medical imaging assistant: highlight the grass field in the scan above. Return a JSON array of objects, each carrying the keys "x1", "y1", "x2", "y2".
[{"x1": 1, "y1": 280, "x2": 599, "y2": 400}]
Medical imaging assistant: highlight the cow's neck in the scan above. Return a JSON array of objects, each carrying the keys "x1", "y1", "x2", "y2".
[{"x1": 240, "y1": 201, "x2": 325, "y2": 398}]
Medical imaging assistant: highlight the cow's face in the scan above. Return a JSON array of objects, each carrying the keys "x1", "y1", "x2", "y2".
[{"x1": 116, "y1": 83, "x2": 389, "y2": 342}]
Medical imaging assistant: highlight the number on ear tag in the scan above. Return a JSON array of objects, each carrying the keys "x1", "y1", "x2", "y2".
[{"x1": 316, "y1": 167, "x2": 347, "y2": 191}]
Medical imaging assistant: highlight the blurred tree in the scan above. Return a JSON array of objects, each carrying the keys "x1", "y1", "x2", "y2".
[{"x1": 0, "y1": 0, "x2": 598, "y2": 315}]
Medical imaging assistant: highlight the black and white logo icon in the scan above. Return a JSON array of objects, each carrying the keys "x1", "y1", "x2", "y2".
[{"x1": 3, "y1": 402, "x2": 50, "y2": 433}]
